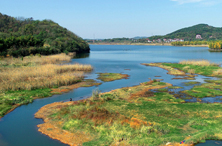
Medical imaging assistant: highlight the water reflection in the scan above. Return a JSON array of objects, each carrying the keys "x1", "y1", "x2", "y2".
[{"x1": 74, "y1": 53, "x2": 90, "y2": 59}]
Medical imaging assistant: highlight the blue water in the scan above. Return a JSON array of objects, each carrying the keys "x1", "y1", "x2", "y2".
[{"x1": 0, "y1": 45, "x2": 221, "y2": 146}]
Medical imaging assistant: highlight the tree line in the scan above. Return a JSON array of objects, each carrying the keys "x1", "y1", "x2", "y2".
[
  {"x1": 171, "y1": 40, "x2": 222, "y2": 50},
  {"x1": 171, "y1": 41, "x2": 208, "y2": 46},
  {"x1": 209, "y1": 41, "x2": 222, "y2": 49}
]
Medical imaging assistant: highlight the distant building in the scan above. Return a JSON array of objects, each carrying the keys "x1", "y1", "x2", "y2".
[
  {"x1": 157, "y1": 39, "x2": 161, "y2": 43},
  {"x1": 147, "y1": 39, "x2": 152, "y2": 43},
  {"x1": 196, "y1": 35, "x2": 202, "y2": 39}
]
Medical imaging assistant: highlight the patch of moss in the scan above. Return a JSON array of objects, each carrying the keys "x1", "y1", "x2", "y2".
[{"x1": 205, "y1": 79, "x2": 222, "y2": 84}]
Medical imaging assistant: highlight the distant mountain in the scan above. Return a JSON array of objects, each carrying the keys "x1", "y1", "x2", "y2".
[
  {"x1": 148, "y1": 24, "x2": 222, "y2": 41},
  {"x1": 0, "y1": 13, "x2": 89, "y2": 57}
]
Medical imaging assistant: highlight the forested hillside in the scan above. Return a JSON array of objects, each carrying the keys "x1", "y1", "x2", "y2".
[
  {"x1": 0, "y1": 13, "x2": 90, "y2": 57},
  {"x1": 148, "y1": 24, "x2": 222, "y2": 41}
]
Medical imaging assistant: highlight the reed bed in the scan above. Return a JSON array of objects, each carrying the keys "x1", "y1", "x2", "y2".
[
  {"x1": 0, "y1": 53, "x2": 71, "y2": 66},
  {"x1": 212, "y1": 69, "x2": 222, "y2": 76},
  {"x1": 179, "y1": 60, "x2": 218, "y2": 66},
  {"x1": 0, "y1": 63, "x2": 93, "y2": 92}
]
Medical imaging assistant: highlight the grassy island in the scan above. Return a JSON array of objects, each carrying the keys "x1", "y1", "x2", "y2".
[
  {"x1": 0, "y1": 54, "x2": 94, "y2": 118},
  {"x1": 35, "y1": 77, "x2": 222, "y2": 146},
  {"x1": 97, "y1": 73, "x2": 129, "y2": 82},
  {"x1": 143, "y1": 60, "x2": 222, "y2": 77},
  {"x1": 143, "y1": 60, "x2": 222, "y2": 99},
  {"x1": 34, "y1": 60, "x2": 222, "y2": 146}
]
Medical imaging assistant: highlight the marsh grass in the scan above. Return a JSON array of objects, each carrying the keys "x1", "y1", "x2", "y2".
[
  {"x1": 142, "y1": 63, "x2": 186, "y2": 76},
  {"x1": 161, "y1": 62, "x2": 221, "y2": 77},
  {"x1": 97, "y1": 73, "x2": 129, "y2": 82},
  {"x1": 0, "y1": 53, "x2": 93, "y2": 117},
  {"x1": 80, "y1": 79, "x2": 102, "y2": 87},
  {"x1": 168, "y1": 86, "x2": 183, "y2": 89},
  {"x1": 183, "y1": 82, "x2": 200, "y2": 86},
  {"x1": 0, "y1": 88, "x2": 52, "y2": 117},
  {"x1": 0, "y1": 53, "x2": 71, "y2": 67},
  {"x1": 39, "y1": 80, "x2": 222, "y2": 146},
  {"x1": 179, "y1": 60, "x2": 218, "y2": 67},
  {"x1": 183, "y1": 83, "x2": 222, "y2": 98},
  {"x1": 0, "y1": 64, "x2": 92, "y2": 92},
  {"x1": 212, "y1": 69, "x2": 222, "y2": 76}
]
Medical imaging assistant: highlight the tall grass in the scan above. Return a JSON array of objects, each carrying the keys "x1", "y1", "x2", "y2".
[
  {"x1": 212, "y1": 69, "x2": 222, "y2": 76},
  {"x1": 0, "y1": 53, "x2": 71, "y2": 66},
  {"x1": 0, "y1": 54, "x2": 93, "y2": 92},
  {"x1": 179, "y1": 60, "x2": 218, "y2": 66}
]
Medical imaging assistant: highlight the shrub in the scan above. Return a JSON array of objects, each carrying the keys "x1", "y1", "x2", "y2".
[{"x1": 92, "y1": 88, "x2": 100, "y2": 100}]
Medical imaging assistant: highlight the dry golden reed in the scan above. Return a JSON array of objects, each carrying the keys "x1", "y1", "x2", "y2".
[
  {"x1": 179, "y1": 60, "x2": 218, "y2": 66},
  {"x1": 0, "y1": 53, "x2": 71, "y2": 66},
  {"x1": 0, "y1": 54, "x2": 93, "y2": 92},
  {"x1": 212, "y1": 69, "x2": 222, "y2": 76}
]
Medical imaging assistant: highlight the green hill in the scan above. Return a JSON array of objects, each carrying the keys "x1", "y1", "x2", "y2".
[
  {"x1": 148, "y1": 24, "x2": 222, "y2": 41},
  {"x1": 0, "y1": 13, "x2": 89, "y2": 57}
]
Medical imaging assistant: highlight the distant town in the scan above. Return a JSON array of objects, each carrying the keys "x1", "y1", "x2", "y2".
[{"x1": 86, "y1": 34, "x2": 206, "y2": 44}]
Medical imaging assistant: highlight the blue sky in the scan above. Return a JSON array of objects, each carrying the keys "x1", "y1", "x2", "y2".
[{"x1": 0, "y1": 0, "x2": 222, "y2": 39}]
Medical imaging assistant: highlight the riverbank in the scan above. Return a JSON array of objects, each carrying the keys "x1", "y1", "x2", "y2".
[
  {"x1": 90, "y1": 43, "x2": 171, "y2": 46},
  {"x1": 90, "y1": 43, "x2": 209, "y2": 47}
]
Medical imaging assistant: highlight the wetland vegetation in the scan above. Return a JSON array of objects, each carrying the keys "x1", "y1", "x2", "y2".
[
  {"x1": 35, "y1": 59, "x2": 222, "y2": 146},
  {"x1": 96, "y1": 73, "x2": 129, "y2": 82},
  {"x1": 36, "y1": 79, "x2": 222, "y2": 146},
  {"x1": 0, "y1": 53, "x2": 93, "y2": 117}
]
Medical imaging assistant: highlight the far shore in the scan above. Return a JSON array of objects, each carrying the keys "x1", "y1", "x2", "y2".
[{"x1": 89, "y1": 43, "x2": 209, "y2": 47}]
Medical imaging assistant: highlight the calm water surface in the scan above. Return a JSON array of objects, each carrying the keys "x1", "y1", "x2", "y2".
[{"x1": 0, "y1": 45, "x2": 221, "y2": 146}]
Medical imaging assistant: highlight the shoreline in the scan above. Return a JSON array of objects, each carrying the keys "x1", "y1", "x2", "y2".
[
  {"x1": 0, "y1": 80, "x2": 99, "y2": 119},
  {"x1": 0, "y1": 72, "x2": 129, "y2": 119},
  {"x1": 89, "y1": 43, "x2": 209, "y2": 47},
  {"x1": 35, "y1": 101, "x2": 94, "y2": 146}
]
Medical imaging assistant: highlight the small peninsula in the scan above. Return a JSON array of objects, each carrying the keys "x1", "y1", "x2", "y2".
[{"x1": 35, "y1": 60, "x2": 222, "y2": 146}]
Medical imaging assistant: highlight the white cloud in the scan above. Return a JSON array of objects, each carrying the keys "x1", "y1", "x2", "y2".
[
  {"x1": 171, "y1": 0, "x2": 220, "y2": 5},
  {"x1": 171, "y1": 0, "x2": 203, "y2": 4}
]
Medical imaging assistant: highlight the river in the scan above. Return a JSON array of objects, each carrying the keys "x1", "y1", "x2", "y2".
[{"x1": 0, "y1": 45, "x2": 221, "y2": 146}]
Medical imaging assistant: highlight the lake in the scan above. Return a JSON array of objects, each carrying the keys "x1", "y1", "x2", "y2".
[{"x1": 0, "y1": 45, "x2": 221, "y2": 146}]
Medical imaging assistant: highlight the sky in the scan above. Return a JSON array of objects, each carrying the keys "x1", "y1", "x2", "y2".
[{"x1": 0, "y1": 0, "x2": 222, "y2": 39}]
